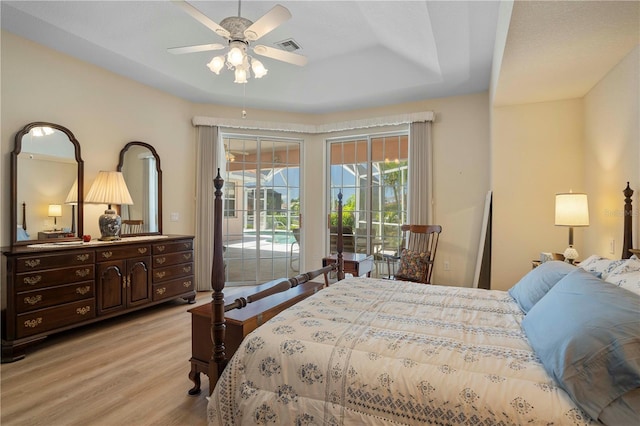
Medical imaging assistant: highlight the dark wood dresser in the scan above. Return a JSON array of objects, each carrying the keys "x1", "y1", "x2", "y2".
[{"x1": 1, "y1": 235, "x2": 195, "y2": 362}]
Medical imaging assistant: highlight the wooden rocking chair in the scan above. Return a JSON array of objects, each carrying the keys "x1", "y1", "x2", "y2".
[{"x1": 383, "y1": 224, "x2": 442, "y2": 284}]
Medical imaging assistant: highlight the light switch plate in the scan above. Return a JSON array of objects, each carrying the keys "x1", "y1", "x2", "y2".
[{"x1": 170, "y1": 212, "x2": 179, "y2": 222}]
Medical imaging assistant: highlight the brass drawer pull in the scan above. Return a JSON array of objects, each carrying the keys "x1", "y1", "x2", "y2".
[
  {"x1": 156, "y1": 287, "x2": 166, "y2": 295},
  {"x1": 156, "y1": 271, "x2": 166, "y2": 279},
  {"x1": 183, "y1": 281, "x2": 192, "y2": 288},
  {"x1": 101, "y1": 251, "x2": 113, "y2": 259},
  {"x1": 76, "y1": 286, "x2": 91, "y2": 295},
  {"x1": 183, "y1": 266, "x2": 192, "y2": 273},
  {"x1": 23, "y1": 275, "x2": 42, "y2": 285},
  {"x1": 25, "y1": 259, "x2": 41, "y2": 268},
  {"x1": 76, "y1": 254, "x2": 90, "y2": 262},
  {"x1": 24, "y1": 295, "x2": 43, "y2": 305},
  {"x1": 76, "y1": 268, "x2": 91, "y2": 278},
  {"x1": 156, "y1": 257, "x2": 166, "y2": 265},
  {"x1": 76, "y1": 306, "x2": 91, "y2": 315},
  {"x1": 183, "y1": 243, "x2": 190, "y2": 249},
  {"x1": 156, "y1": 245, "x2": 165, "y2": 252},
  {"x1": 183, "y1": 253, "x2": 192, "y2": 260},
  {"x1": 138, "y1": 247, "x2": 148, "y2": 254},
  {"x1": 24, "y1": 318, "x2": 43, "y2": 328}
]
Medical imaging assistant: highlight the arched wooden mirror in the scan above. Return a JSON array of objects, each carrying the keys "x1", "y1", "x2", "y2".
[
  {"x1": 11, "y1": 122, "x2": 84, "y2": 247},
  {"x1": 117, "y1": 141, "x2": 162, "y2": 236}
]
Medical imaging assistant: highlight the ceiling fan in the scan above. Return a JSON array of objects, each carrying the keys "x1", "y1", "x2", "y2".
[{"x1": 169, "y1": 0, "x2": 307, "y2": 83}]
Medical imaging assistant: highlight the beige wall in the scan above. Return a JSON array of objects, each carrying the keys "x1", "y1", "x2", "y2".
[
  {"x1": 491, "y1": 99, "x2": 584, "y2": 290},
  {"x1": 583, "y1": 45, "x2": 640, "y2": 258},
  {"x1": 1, "y1": 31, "x2": 196, "y2": 243},
  {"x1": 491, "y1": 45, "x2": 639, "y2": 291},
  {"x1": 2, "y1": 31, "x2": 490, "y2": 288}
]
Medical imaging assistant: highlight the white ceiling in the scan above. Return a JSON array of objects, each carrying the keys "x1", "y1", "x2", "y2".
[
  {"x1": 1, "y1": 1, "x2": 638, "y2": 114},
  {"x1": 495, "y1": 0, "x2": 639, "y2": 106}
]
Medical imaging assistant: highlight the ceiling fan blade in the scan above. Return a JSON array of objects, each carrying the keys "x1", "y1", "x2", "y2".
[
  {"x1": 172, "y1": 0, "x2": 230, "y2": 39},
  {"x1": 167, "y1": 43, "x2": 226, "y2": 55},
  {"x1": 253, "y1": 45, "x2": 308, "y2": 66},
  {"x1": 244, "y1": 4, "x2": 291, "y2": 41}
]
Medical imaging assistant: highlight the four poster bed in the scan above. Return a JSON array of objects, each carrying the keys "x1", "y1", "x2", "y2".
[{"x1": 203, "y1": 175, "x2": 639, "y2": 425}]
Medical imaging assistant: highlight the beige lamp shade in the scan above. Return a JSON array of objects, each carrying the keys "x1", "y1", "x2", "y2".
[
  {"x1": 65, "y1": 179, "x2": 78, "y2": 205},
  {"x1": 48, "y1": 204, "x2": 62, "y2": 218},
  {"x1": 555, "y1": 192, "x2": 589, "y2": 263},
  {"x1": 85, "y1": 171, "x2": 133, "y2": 206},
  {"x1": 555, "y1": 193, "x2": 589, "y2": 227},
  {"x1": 48, "y1": 204, "x2": 62, "y2": 227}
]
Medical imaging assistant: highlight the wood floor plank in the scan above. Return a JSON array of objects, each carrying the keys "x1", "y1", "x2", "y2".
[{"x1": 1, "y1": 293, "x2": 217, "y2": 426}]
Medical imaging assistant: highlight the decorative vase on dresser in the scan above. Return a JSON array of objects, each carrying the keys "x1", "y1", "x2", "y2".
[{"x1": 1, "y1": 235, "x2": 195, "y2": 362}]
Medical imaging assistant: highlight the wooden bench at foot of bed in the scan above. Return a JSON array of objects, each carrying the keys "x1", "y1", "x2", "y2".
[{"x1": 188, "y1": 279, "x2": 325, "y2": 395}]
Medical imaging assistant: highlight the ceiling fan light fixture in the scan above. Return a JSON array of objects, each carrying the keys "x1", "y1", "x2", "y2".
[
  {"x1": 207, "y1": 56, "x2": 225, "y2": 74},
  {"x1": 251, "y1": 59, "x2": 268, "y2": 78},
  {"x1": 234, "y1": 67, "x2": 248, "y2": 84},
  {"x1": 227, "y1": 42, "x2": 246, "y2": 66},
  {"x1": 171, "y1": 1, "x2": 305, "y2": 84}
]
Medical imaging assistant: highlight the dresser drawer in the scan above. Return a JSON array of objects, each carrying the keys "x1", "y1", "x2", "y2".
[
  {"x1": 15, "y1": 251, "x2": 94, "y2": 273},
  {"x1": 16, "y1": 281, "x2": 94, "y2": 314},
  {"x1": 153, "y1": 239, "x2": 193, "y2": 255},
  {"x1": 16, "y1": 265, "x2": 95, "y2": 290},
  {"x1": 16, "y1": 299, "x2": 96, "y2": 338},
  {"x1": 152, "y1": 251, "x2": 193, "y2": 268},
  {"x1": 153, "y1": 276, "x2": 194, "y2": 301},
  {"x1": 96, "y1": 245, "x2": 151, "y2": 262},
  {"x1": 152, "y1": 262, "x2": 193, "y2": 283}
]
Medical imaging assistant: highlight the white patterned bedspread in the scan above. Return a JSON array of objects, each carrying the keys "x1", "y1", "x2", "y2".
[{"x1": 208, "y1": 278, "x2": 594, "y2": 425}]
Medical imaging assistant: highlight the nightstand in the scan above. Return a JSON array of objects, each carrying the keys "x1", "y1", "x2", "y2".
[{"x1": 37, "y1": 230, "x2": 70, "y2": 239}]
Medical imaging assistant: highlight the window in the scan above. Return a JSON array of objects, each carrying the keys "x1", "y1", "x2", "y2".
[
  {"x1": 221, "y1": 134, "x2": 302, "y2": 284},
  {"x1": 224, "y1": 181, "x2": 236, "y2": 217},
  {"x1": 327, "y1": 132, "x2": 409, "y2": 276}
]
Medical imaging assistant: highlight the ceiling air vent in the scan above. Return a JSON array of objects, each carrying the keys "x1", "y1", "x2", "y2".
[{"x1": 275, "y1": 38, "x2": 302, "y2": 52}]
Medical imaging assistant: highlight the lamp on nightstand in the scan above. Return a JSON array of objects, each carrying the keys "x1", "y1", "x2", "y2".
[
  {"x1": 85, "y1": 171, "x2": 133, "y2": 241},
  {"x1": 555, "y1": 192, "x2": 589, "y2": 264},
  {"x1": 48, "y1": 204, "x2": 62, "y2": 230}
]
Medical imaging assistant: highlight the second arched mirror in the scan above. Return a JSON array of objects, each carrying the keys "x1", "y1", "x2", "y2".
[{"x1": 117, "y1": 141, "x2": 162, "y2": 236}]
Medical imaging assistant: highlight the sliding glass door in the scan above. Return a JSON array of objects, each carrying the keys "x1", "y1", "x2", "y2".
[
  {"x1": 222, "y1": 134, "x2": 302, "y2": 285},
  {"x1": 327, "y1": 133, "x2": 408, "y2": 277}
]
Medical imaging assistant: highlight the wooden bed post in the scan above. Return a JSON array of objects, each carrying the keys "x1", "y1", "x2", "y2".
[
  {"x1": 623, "y1": 182, "x2": 634, "y2": 259},
  {"x1": 336, "y1": 192, "x2": 345, "y2": 280},
  {"x1": 210, "y1": 169, "x2": 226, "y2": 391}
]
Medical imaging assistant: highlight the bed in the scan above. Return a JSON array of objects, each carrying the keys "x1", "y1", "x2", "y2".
[
  {"x1": 17, "y1": 202, "x2": 30, "y2": 241},
  {"x1": 204, "y1": 177, "x2": 640, "y2": 425}
]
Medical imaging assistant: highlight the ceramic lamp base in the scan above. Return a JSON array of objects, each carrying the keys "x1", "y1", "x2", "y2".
[
  {"x1": 98, "y1": 208, "x2": 122, "y2": 241},
  {"x1": 563, "y1": 246, "x2": 579, "y2": 264}
]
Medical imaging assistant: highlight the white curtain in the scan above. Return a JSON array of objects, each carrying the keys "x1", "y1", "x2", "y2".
[
  {"x1": 195, "y1": 125, "x2": 224, "y2": 291},
  {"x1": 408, "y1": 121, "x2": 433, "y2": 224}
]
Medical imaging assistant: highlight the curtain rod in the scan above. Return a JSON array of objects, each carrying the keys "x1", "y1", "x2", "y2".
[{"x1": 192, "y1": 111, "x2": 434, "y2": 134}]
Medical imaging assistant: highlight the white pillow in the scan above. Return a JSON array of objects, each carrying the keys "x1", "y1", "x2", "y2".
[
  {"x1": 578, "y1": 255, "x2": 626, "y2": 279},
  {"x1": 604, "y1": 258, "x2": 640, "y2": 296}
]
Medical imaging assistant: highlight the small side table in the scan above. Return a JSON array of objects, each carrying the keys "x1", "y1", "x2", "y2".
[
  {"x1": 322, "y1": 253, "x2": 374, "y2": 278},
  {"x1": 37, "y1": 230, "x2": 69, "y2": 239}
]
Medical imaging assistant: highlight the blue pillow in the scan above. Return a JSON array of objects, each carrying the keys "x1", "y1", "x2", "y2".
[
  {"x1": 17, "y1": 226, "x2": 30, "y2": 241},
  {"x1": 522, "y1": 268, "x2": 640, "y2": 421},
  {"x1": 508, "y1": 261, "x2": 576, "y2": 313}
]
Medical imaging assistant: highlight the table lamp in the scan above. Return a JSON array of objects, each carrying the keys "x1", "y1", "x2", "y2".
[
  {"x1": 85, "y1": 171, "x2": 133, "y2": 241},
  {"x1": 48, "y1": 204, "x2": 62, "y2": 230},
  {"x1": 65, "y1": 179, "x2": 78, "y2": 235},
  {"x1": 555, "y1": 192, "x2": 589, "y2": 263}
]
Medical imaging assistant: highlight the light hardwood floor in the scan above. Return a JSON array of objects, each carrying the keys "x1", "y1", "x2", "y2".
[{"x1": 1, "y1": 292, "x2": 220, "y2": 426}]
